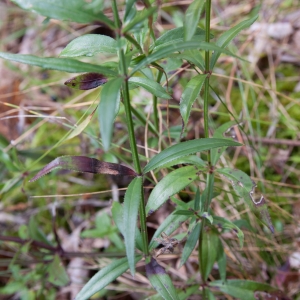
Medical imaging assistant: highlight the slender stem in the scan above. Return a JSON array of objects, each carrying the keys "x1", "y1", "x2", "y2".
[
  {"x1": 112, "y1": 0, "x2": 149, "y2": 255},
  {"x1": 199, "y1": 0, "x2": 213, "y2": 289},
  {"x1": 153, "y1": 71, "x2": 163, "y2": 131},
  {"x1": 204, "y1": 0, "x2": 211, "y2": 143}
]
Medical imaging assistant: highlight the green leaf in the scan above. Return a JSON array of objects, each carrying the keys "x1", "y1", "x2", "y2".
[
  {"x1": 111, "y1": 201, "x2": 143, "y2": 251},
  {"x1": 149, "y1": 211, "x2": 191, "y2": 250},
  {"x1": 180, "y1": 222, "x2": 201, "y2": 267},
  {"x1": 184, "y1": 0, "x2": 205, "y2": 41},
  {"x1": 210, "y1": 15, "x2": 258, "y2": 69},
  {"x1": 180, "y1": 74, "x2": 207, "y2": 132},
  {"x1": 145, "y1": 257, "x2": 179, "y2": 300},
  {"x1": 29, "y1": 156, "x2": 136, "y2": 182},
  {"x1": 159, "y1": 155, "x2": 207, "y2": 170},
  {"x1": 178, "y1": 285, "x2": 199, "y2": 300},
  {"x1": 128, "y1": 77, "x2": 171, "y2": 99},
  {"x1": 123, "y1": 177, "x2": 143, "y2": 276},
  {"x1": 211, "y1": 121, "x2": 237, "y2": 165},
  {"x1": 122, "y1": 7, "x2": 156, "y2": 33},
  {"x1": 60, "y1": 34, "x2": 117, "y2": 57},
  {"x1": 99, "y1": 77, "x2": 123, "y2": 151},
  {"x1": 124, "y1": 0, "x2": 137, "y2": 22},
  {"x1": 143, "y1": 138, "x2": 241, "y2": 173},
  {"x1": 209, "y1": 279, "x2": 277, "y2": 300},
  {"x1": 217, "y1": 239, "x2": 227, "y2": 283},
  {"x1": 177, "y1": 49, "x2": 205, "y2": 71},
  {"x1": 201, "y1": 212, "x2": 213, "y2": 224},
  {"x1": 216, "y1": 168, "x2": 274, "y2": 233},
  {"x1": 75, "y1": 256, "x2": 142, "y2": 300},
  {"x1": 146, "y1": 166, "x2": 199, "y2": 215},
  {"x1": 0, "y1": 52, "x2": 117, "y2": 76},
  {"x1": 199, "y1": 228, "x2": 219, "y2": 281},
  {"x1": 28, "y1": 216, "x2": 52, "y2": 245},
  {"x1": 152, "y1": 27, "x2": 206, "y2": 51},
  {"x1": 111, "y1": 202, "x2": 143, "y2": 251},
  {"x1": 11, "y1": 0, "x2": 114, "y2": 27},
  {"x1": 194, "y1": 187, "x2": 201, "y2": 210},
  {"x1": 213, "y1": 216, "x2": 244, "y2": 248},
  {"x1": 205, "y1": 288, "x2": 217, "y2": 300},
  {"x1": 131, "y1": 41, "x2": 242, "y2": 76},
  {"x1": 173, "y1": 210, "x2": 194, "y2": 216},
  {"x1": 48, "y1": 255, "x2": 69, "y2": 287}
]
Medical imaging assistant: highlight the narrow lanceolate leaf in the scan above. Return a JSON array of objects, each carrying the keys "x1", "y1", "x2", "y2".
[
  {"x1": 130, "y1": 41, "x2": 242, "y2": 76},
  {"x1": 143, "y1": 138, "x2": 242, "y2": 174},
  {"x1": 124, "y1": 0, "x2": 137, "y2": 22},
  {"x1": 184, "y1": 0, "x2": 205, "y2": 41},
  {"x1": 180, "y1": 222, "x2": 201, "y2": 267},
  {"x1": 12, "y1": 0, "x2": 114, "y2": 27},
  {"x1": 128, "y1": 77, "x2": 171, "y2": 99},
  {"x1": 217, "y1": 239, "x2": 227, "y2": 283},
  {"x1": 210, "y1": 15, "x2": 258, "y2": 69},
  {"x1": 0, "y1": 52, "x2": 117, "y2": 76},
  {"x1": 64, "y1": 73, "x2": 108, "y2": 90},
  {"x1": 99, "y1": 77, "x2": 123, "y2": 151},
  {"x1": 111, "y1": 202, "x2": 143, "y2": 251},
  {"x1": 29, "y1": 156, "x2": 136, "y2": 182},
  {"x1": 60, "y1": 35, "x2": 117, "y2": 57},
  {"x1": 213, "y1": 216, "x2": 244, "y2": 248},
  {"x1": 123, "y1": 177, "x2": 143, "y2": 276},
  {"x1": 146, "y1": 257, "x2": 179, "y2": 300},
  {"x1": 177, "y1": 50, "x2": 205, "y2": 72},
  {"x1": 146, "y1": 166, "x2": 198, "y2": 216},
  {"x1": 209, "y1": 279, "x2": 277, "y2": 300},
  {"x1": 122, "y1": 7, "x2": 156, "y2": 33},
  {"x1": 149, "y1": 211, "x2": 191, "y2": 250},
  {"x1": 75, "y1": 256, "x2": 142, "y2": 300},
  {"x1": 216, "y1": 168, "x2": 274, "y2": 233},
  {"x1": 211, "y1": 121, "x2": 237, "y2": 165},
  {"x1": 199, "y1": 229, "x2": 219, "y2": 281},
  {"x1": 159, "y1": 155, "x2": 207, "y2": 170},
  {"x1": 151, "y1": 27, "x2": 206, "y2": 51},
  {"x1": 180, "y1": 74, "x2": 207, "y2": 132}
]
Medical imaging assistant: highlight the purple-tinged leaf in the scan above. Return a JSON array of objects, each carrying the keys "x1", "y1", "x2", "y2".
[
  {"x1": 29, "y1": 156, "x2": 136, "y2": 182},
  {"x1": 145, "y1": 257, "x2": 179, "y2": 300},
  {"x1": 65, "y1": 73, "x2": 108, "y2": 90}
]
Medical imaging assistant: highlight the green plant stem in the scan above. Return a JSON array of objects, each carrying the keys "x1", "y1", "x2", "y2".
[
  {"x1": 204, "y1": 0, "x2": 211, "y2": 143},
  {"x1": 112, "y1": 0, "x2": 149, "y2": 256},
  {"x1": 153, "y1": 71, "x2": 163, "y2": 131},
  {"x1": 199, "y1": 0, "x2": 213, "y2": 289}
]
